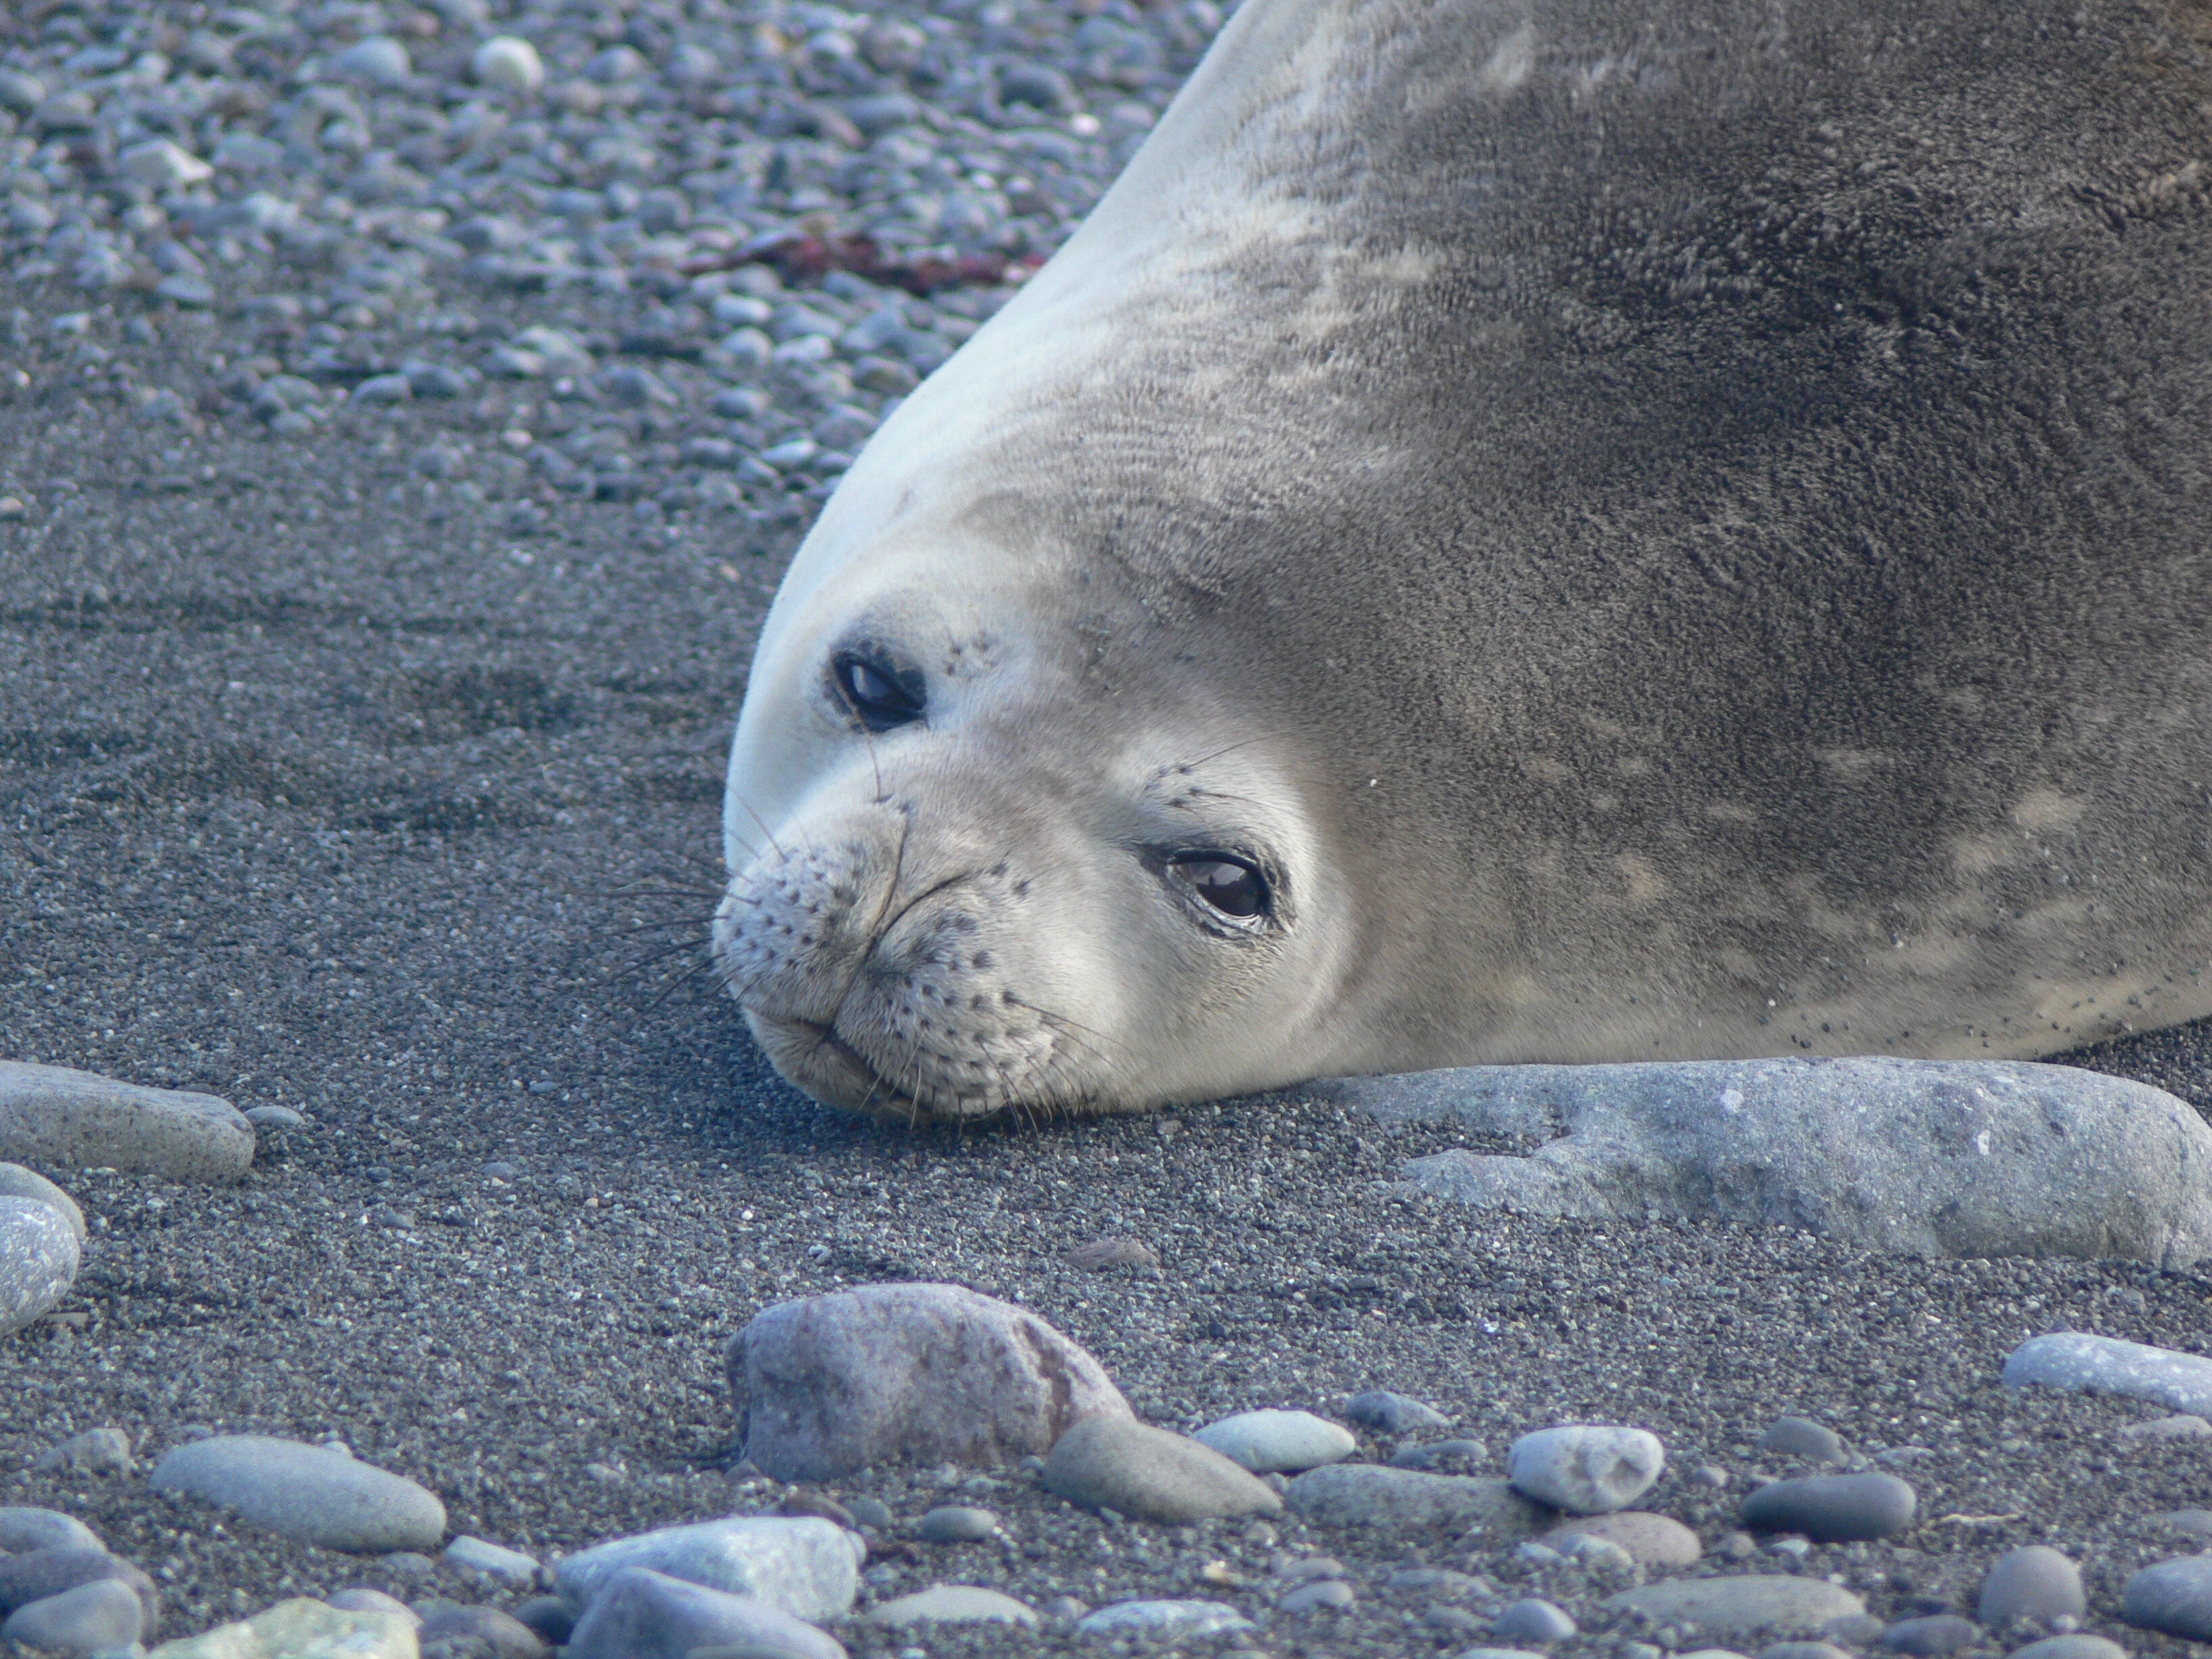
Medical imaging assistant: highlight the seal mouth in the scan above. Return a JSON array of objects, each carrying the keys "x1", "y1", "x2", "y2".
[{"x1": 743, "y1": 1008, "x2": 996, "y2": 1123}]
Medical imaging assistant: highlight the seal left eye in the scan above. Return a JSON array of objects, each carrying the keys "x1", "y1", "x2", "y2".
[
  {"x1": 1168, "y1": 855, "x2": 1269, "y2": 921},
  {"x1": 832, "y1": 651, "x2": 926, "y2": 733}
]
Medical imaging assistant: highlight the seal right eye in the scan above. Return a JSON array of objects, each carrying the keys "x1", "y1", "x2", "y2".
[
  {"x1": 832, "y1": 651, "x2": 926, "y2": 733},
  {"x1": 1168, "y1": 854, "x2": 1270, "y2": 922}
]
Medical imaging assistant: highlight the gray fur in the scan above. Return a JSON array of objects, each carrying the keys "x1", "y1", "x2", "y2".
[{"x1": 720, "y1": 0, "x2": 2212, "y2": 1116}]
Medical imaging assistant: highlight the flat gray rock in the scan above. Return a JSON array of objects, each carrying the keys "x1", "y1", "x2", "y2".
[
  {"x1": 2004, "y1": 1334, "x2": 2212, "y2": 1416},
  {"x1": 1324, "y1": 1058, "x2": 2212, "y2": 1265},
  {"x1": 568, "y1": 1567, "x2": 851, "y2": 1659},
  {"x1": 32, "y1": 1427, "x2": 134, "y2": 1476},
  {"x1": 0, "y1": 1195, "x2": 79, "y2": 1338},
  {"x1": 726, "y1": 1282, "x2": 1130, "y2": 1481},
  {"x1": 1073, "y1": 1599, "x2": 1256, "y2": 1639},
  {"x1": 1542, "y1": 1511, "x2": 1703, "y2": 1568},
  {"x1": 1042, "y1": 1418, "x2": 1282, "y2": 1523},
  {"x1": 0, "y1": 1162, "x2": 85, "y2": 1242},
  {"x1": 149, "y1": 1435, "x2": 446, "y2": 1553},
  {"x1": 867, "y1": 1584, "x2": 1039, "y2": 1627},
  {"x1": 1606, "y1": 1576, "x2": 1867, "y2": 1637},
  {"x1": 1283, "y1": 1465, "x2": 1545, "y2": 1536},
  {"x1": 554, "y1": 1516, "x2": 861, "y2": 1621},
  {"x1": 1344, "y1": 1389, "x2": 1452, "y2": 1434},
  {"x1": 0, "y1": 1061, "x2": 254, "y2": 1184}
]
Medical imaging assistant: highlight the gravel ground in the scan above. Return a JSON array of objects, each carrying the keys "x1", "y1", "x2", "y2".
[{"x1": 8, "y1": 0, "x2": 2212, "y2": 1655}]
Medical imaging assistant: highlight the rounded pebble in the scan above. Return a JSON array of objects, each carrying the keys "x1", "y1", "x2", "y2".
[
  {"x1": 1981, "y1": 1547, "x2": 2086, "y2": 1627},
  {"x1": 846, "y1": 1497, "x2": 895, "y2": 1531},
  {"x1": 1042, "y1": 1418, "x2": 1281, "y2": 1522},
  {"x1": 1392, "y1": 1438, "x2": 1489, "y2": 1473},
  {"x1": 474, "y1": 36, "x2": 546, "y2": 94},
  {"x1": 1345, "y1": 1389, "x2": 1454, "y2": 1433},
  {"x1": 0, "y1": 1575, "x2": 144, "y2": 1652},
  {"x1": 442, "y1": 1536, "x2": 540, "y2": 1583},
  {"x1": 1740, "y1": 1473, "x2": 1918, "y2": 1542},
  {"x1": 0, "y1": 1163, "x2": 85, "y2": 1242},
  {"x1": 1759, "y1": 1416, "x2": 1845, "y2": 1464},
  {"x1": 1883, "y1": 1615, "x2": 1984, "y2": 1656},
  {"x1": 1507, "y1": 1425, "x2": 1666, "y2": 1514},
  {"x1": 1193, "y1": 1408, "x2": 1357, "y2": 1473},
  {"x1": 0, "y1": 1510, "x2": 102, "y2": 1554},
  {"x1": 915, "y1": 1504, "x2": 996, "y2": 1542},
  {"x1": 2010, "y1": 1639, "x2": 2130, "y2": 1659},
  {"x1": 1545, "y1": 1511, "x2": 1702, "y2": 1568},
  {"x1": 1496, "y1": 1597, "x2": 1578, "y2": 1641},
  {"x1": 149, "y1": 1435, "x2": 447, "y2": 1552},
  {"x1": 0, "y1": 1194, "x2": 80, "y2": 1338},
  {"x1": 1759, "y1": 1644, "x2": 1856, "y2": 1659},
  {"x1": 1280, "y1": 1577, "x2": 1355, "y2": 1614}
]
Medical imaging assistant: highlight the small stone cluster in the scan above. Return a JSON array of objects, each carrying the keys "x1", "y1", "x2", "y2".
[{"x1": 0, "y1": 0, "x2": 1221, "y2": 542}]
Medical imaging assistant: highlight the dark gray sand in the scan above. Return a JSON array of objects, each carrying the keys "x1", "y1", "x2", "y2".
[{"x1": 8, "y1": 289, "x2": 2212, "y2": 1659}]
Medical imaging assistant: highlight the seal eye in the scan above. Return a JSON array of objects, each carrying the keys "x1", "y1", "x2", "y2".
[
  {"x1": 1169, "y1": 855, "x2": 1269, "y2": 922},
  {"x1": 831, "y1": 651, "x2": 925, "y2": 733}
]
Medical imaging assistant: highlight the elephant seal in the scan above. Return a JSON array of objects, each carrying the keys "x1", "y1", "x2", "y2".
[{"x1": 713, "y1": 0, "x2": 2212, "y2": 1121}]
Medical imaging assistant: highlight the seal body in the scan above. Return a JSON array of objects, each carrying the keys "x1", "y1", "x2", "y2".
[{"x1": 716, "y1": 0, "x2": 2212, "y2": 1120}]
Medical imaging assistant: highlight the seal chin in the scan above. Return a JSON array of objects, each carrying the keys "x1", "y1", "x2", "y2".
[
  {"x1": 743, "y1": 1008, "x2": 1010, "y2": 1123},
  {"x1": 741, "y1": 1009, "x2": 917, "y2": 1118}
]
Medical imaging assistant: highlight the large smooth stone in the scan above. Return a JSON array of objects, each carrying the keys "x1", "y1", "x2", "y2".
[
  {"x1": 1042, "y1": 1418, "x2": 1282, "y2": 1522},
  {"x1": 1606, "y1": 1576, "x2": 1868, "y2": 1637},
  {"x1": 1740, "y1": 1473, "x2": 1918, "y2": 1541},
  {"x1": 0, "y1": 1509, "x2": 102, "y2": 1553},
  {"x1": 1192, "y1": 1409, "x2": 1357, "y2": 1473},
  {"x1": 0, "y1": 1162, "x2": 85, "y2": 1241},
  {"x1": 2005, "y1": 1334, "x2": 2212, "y2": 1416},
  {"x1": 1284, "y1": 1465, "x2": 1544, "y2": 1536},
  {"x1": 144, "y1": 1595, "x2": 415, "y2": 1657},
  {"x1": 726, "y1": 1282, "x2": 1130, "y2": 1480},
  {"x1": 1509, "y1": 1425, "x2": 1666, "y2": 1514},
  {"x1": 0, "y1": 1062, "x2": 254, "y2": 1183},
  {"x1": 149, "y1": 1436, "x2": 446, "y2": 1553},
  {"x1": 1980, "y1": 1547, "x2": 2086, "y2": 1626},
  {"x1": 563, "y1": 1566, "x2": 845, "y2": 1659},
  {"x1": 0, "y1": 1195, "x2": 79, "y2": 1338},
  {"x1": 1328, "y1": 1058, "x2": 2212, "y2": 1265},
  {"x1": 2121, "y1": 1555, "x2": 2212, "y2": 1640},
  {"x1": 554, "y1": 1517, "x2": 861, "y2": 1621}
]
